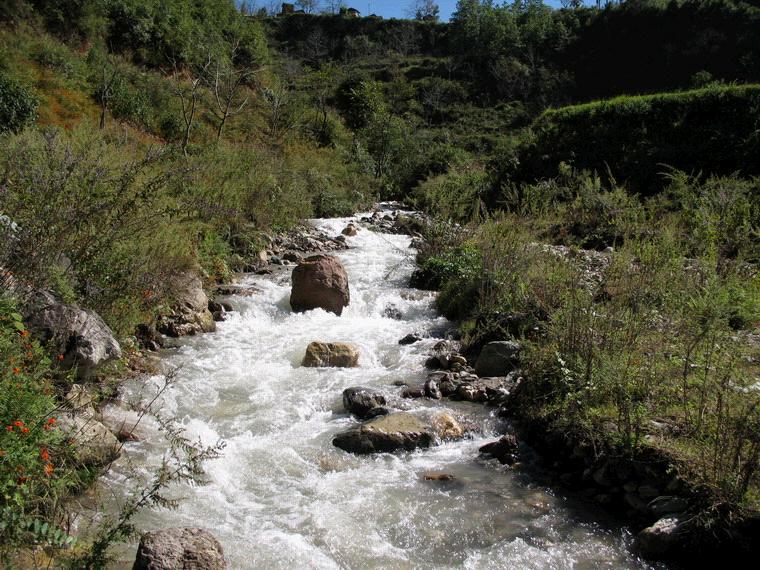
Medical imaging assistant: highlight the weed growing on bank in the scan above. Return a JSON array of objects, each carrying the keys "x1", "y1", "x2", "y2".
[{"x1": 418, "y1": 169, "x2": 760, "y2": 511}]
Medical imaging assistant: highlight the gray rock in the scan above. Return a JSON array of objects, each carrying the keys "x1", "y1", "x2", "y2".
[
  {"x1": 383, "y1": 304, "x2": 402, "y2": 319},
  {"x1": 133, "y1": 527, "x2": 226, "y2": 570},
  {"x1": 649, "y1": 496, "x2": 690, "y2": 516},
  {"x1": 58, "y1": 413, "x2": 121, "y2": 467},
  {"x1": 475, "y1": 341, "x2": 521, "y2": 377},
  {"x1": 302, "y1": 342, "x2": 359, "y2": 368},
  {"x1": 454, "y1": 384, "x2": 478, "y2": 402},
  {"x1": 26, "y1": 293, "x2": 121, "y2": 378},
  {"x1": 64, "y1": 384, "x2": 97, "y2": 419},
  {"x1": 157, "y1": 273, "x2": 216, "y2": 338},
  {"x1": 343, "y1": 387, "x2": 387, "y2": 419},
  {"x1": 290, "y1": 255, "x2": 350, "y2": 316},
  {"x1": 424, "y1": 378, "x2": 442, "y2": 399},
  {"x1": 401, "y1": 386, "x2": 425, "y2": 399},
  {"x1": 479, "y1": 435, "x2": 518, "y2": 465},
  {"x1": 333, "y1": 412, "x2": 433, "y2": 454},
  {"x1": 635, "y1": 516, "x2": 689, "y2": 558},
  {"x1": 398, "y1": 333, "x2": 422, "y2": 345},
  {"x1": 439, "y1": 377, "x2": 460, "y2": 397}
]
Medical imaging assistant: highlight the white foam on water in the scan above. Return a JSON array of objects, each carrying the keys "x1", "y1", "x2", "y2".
[{"x1": 99, "y1": 214, "x2": 656, "y2": 569}]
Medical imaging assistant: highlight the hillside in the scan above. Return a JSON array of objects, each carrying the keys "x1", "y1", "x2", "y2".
[{"x1": 1, "y1": 0, "x2": 759, "y2": 566}]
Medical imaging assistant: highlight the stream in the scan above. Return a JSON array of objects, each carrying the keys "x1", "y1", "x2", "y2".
[{"x1": 100, "y1": 212, "x2": 657, "y2": 569}]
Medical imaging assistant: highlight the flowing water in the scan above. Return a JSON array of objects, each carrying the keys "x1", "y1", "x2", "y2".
[{"x1": 101, "y1": 212, "x2": 657, "y2": 569}]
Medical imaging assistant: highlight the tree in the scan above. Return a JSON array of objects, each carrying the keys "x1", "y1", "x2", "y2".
[
  {"x1": 296, "y1": 0, "x2": 319, "y2": 13},
  {"x1": 90, "y1": 52, "x2": 121, "y2": 130},
  {"x1": 205, "y1": 42, "x2": 261, "y2": 141},
  {"x1": 260, "y1": 83, "x2": 300, "y2": 143},
  {"x1": 411, "y1": 0, "x2": 440, "y2": 21},
  {"x1": 324, "y1": 0, "x2": 347, "y2": 14},
  {"x1": 169, "y1": 57, "x2": 211, "y2": 154}
]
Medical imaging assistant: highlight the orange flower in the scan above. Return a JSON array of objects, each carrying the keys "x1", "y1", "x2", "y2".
[
  {"x1": 40, "y1": 448, "x2": 50, "y2": 462},
  {"x1": 21, "y1": 427, "x2": 29, "y2": 434},
  {"x1": 13, "y1": 420, "x2": 24, "y2": 428},
  {"x1": 56, "y1": 354, "x2": 65, "y2": 361},
  {"x1": 47, "y1": 418, "x2": 56, "y2": 425},
  {"x1": 5, "y1": 425, "x2": 13, "y2": 432},
  {"x1": 19, "y1": 330, "x2": 29, "y2": 338},
  {"x1": 43, "y1": 463, "x2": 54, "y2": 477},
  {"x1": 12, "y1": 367, "x2": 20, "y2": 375}
]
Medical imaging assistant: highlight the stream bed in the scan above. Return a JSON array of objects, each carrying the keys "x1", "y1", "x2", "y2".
[{"x1": 100, "y1": 213, "x2": 657, "y2": 569}]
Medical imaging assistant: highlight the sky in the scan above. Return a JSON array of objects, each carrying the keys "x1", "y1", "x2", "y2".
[
  {"x1": 339, "y1": 1, "x2": 566, "y2": 20},
  {"x1": 253, "y1": 1, "x2": 568, "y2": 22}
]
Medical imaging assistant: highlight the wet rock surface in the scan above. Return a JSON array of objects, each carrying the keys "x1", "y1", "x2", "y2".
[
  {"x1": 479, "y1": 435, "x2": 519, "y2": 465},
  {"x1": 290, "y1": 255, "x2": 350, "y2": 316},
  {"x1": 342, "y1": 387, "x2": 388, "y2": 419},
  {"x1": 302, "y1": 341, "x2": 360, "y2": 368},
  {"x1": 333, "y1": 412, "x2": 434, "y2": 454}
]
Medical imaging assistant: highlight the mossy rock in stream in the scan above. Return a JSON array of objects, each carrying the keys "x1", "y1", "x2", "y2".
[{"x1": 333, "y1": 412, "x2": 434, "y2": 454}]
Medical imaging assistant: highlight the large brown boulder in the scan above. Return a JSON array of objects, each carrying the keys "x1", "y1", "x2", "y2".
[
  {"x1": 302, "y1": 342, "x2": 359, "y2": 368},
  {"x1": 333, "y1": 412, "x2": 434, "y2": 454},
  {"x1": 133, "y1": 528, "x2": 226, "y2": 570},
  {"x1": 290, "y1": 255, "x2": 350, "y2": 316}
]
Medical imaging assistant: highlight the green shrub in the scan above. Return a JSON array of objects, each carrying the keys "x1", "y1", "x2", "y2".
[
  {"x1": 0, "y1": 73, "x2": 37, "y2": 134},
  {"x1": 413, "y1": 167, "x2": 490, "y2": 224},
  {"x1": 664, "y1": 171, "x2": 760, "y2": 263},
  {"x1": 519, "y1": 84, "x2": 760, "y2": 193},
  {"x1": 0, "y1": 301, "x2": 78, "y2": 560}
]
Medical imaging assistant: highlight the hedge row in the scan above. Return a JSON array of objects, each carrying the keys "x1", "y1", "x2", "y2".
[{"x1": 518, "y1": 84, "x2": 760, "y2": 193}]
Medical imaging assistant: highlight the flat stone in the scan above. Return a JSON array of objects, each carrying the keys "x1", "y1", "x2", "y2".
[{"x1": 332, "y1": 412, "x2": 433, "y2": 454}]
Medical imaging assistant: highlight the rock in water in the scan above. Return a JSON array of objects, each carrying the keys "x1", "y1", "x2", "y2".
[
  {"x1": 333, "y1": 412, "x2": 433, "y2": 454},
  {"x1": 343, "y1": 387, "x2": 387, "y2": 418},
  {"x1": 479, "y1": 435, "x2": 519, "y2": 465},
  {"x1": 475, "y1": 341, "x2": 521, "y2": 377},
  {"x1": 133, "y1": 528, "x2": 226, "y2": 570},
  {"x1": 290, "y1": 254, "x2": 350, "y2": 316},
  {"x1": 341, "y1": 224, "x2": 358, "y2": 236},
  {"x1": 430, "y1": 412, "x2": 464, "y2": 440},
  {"x1": 398, "y1": 333, "x2": 422, "y2": 345},
  {"x1": 302, "y1": 342, "x2": 359, "y2": 368},
  {"x1": 26, "y1": 292, "x2": 121, "y2": 379},
  {"x1": 635, "y1": 516, "x2": 690, "y2": 558}
]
